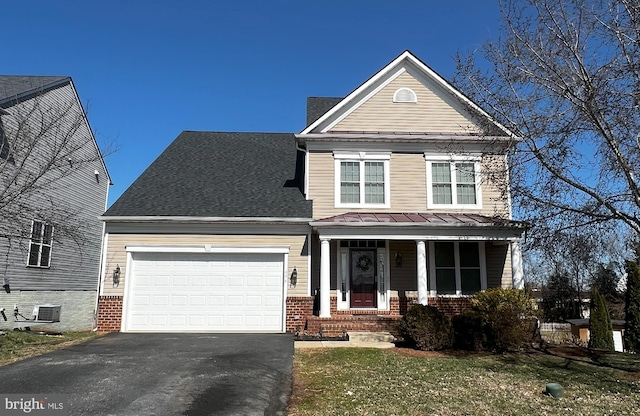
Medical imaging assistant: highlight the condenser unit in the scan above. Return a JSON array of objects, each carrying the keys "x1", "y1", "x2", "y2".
[{"x1": 32, "y1": 304, "x2": 61, "y2": 322}]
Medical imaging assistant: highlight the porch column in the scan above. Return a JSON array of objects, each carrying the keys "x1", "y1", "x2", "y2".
[
  {"x1": 320, "y1": 238, "x2": 331, "y2": 317},
  {"x1": 416, "y1": 240, "x2": 428, "y2": 305},
  {"x1": 511, "y1": 240, "x2": 524, "y2": 289}
]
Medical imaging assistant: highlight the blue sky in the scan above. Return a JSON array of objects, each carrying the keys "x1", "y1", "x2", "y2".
[{"x1": 2, "y1": 1, "x2": 501, "y2": 207}]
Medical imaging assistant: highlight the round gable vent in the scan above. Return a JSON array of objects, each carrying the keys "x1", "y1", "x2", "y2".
[{"x1": 393, "y1": 88, "x2": 417, "y2": 103}]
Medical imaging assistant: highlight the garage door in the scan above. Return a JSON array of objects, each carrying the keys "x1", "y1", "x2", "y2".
[{"x1": 124, "y1": 252, "x2": 285, "y2": 332}]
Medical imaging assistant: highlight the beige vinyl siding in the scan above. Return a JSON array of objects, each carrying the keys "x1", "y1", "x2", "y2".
[
  {"x1": 309, "y1": 152, "x2": 510, "y2": 219},
  {"x1": 310, "y1": 152, "x2": 428, "y2": 218},
  {"x1": 388, "y1": 240, "x2": 417, "y2": 296},
  {"x1": 103, "y1": 234, "x2": 308, "y2": 297},
  {"x1": 330, "y1": 71, "x2": 481, "y2": 134},
  {"x1": 501, "y1": 244, "x2": 513, "y2": 288},
  {"x1": 485, "y1": 242, "x2": 513, "y2": 289},
  {"x1": 480, "y1": 155, "x2": 510, "y2": 217}
]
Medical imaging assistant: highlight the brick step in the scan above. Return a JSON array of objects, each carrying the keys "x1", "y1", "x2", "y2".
[{"x1": 305, "y1": 315, "x2": 402, "y2": 337}]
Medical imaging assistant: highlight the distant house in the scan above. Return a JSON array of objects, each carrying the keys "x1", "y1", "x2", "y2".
[
  {"x1": 97, "y1": 51, "x2": 525, "y2": 334},
  {"x1": 0, "y1": 76, "x2": 110, "y2": 331},
  {"x1": 567, "y1": 319, "x2": 626, "y2": 352}
]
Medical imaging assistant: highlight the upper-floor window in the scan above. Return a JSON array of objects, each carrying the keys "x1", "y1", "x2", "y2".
[
  {"x1": 425, "y1": 155, "x2": 482, "y2": 209},
  {"x1": 27, "y1": 220, "x2": 53, "y2": 268},
  {"x1": 334, "y1": 152, "x2": 390, "y2": 208}
]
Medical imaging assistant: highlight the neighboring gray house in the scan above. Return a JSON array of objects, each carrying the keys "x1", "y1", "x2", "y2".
[{"x1": 0, "y1": 76, "x2": 110, "y2": 331}]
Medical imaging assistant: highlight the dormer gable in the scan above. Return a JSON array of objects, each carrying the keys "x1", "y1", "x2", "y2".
[{"x1": 300, "y1": 50, "x2": 511, "y2": 139}]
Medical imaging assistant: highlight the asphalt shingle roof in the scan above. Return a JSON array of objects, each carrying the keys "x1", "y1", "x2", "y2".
[
  {"x1": 306, "y1": 97, "x2": 342, "y2": 127},
  {"x1": 105, "y1": 131, "x2": 312, "y2": 218},
  {"x1": 0, "y1": 76, "x2": 70, "y2": 104}
]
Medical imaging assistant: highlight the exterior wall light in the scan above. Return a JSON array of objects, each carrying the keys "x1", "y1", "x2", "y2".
[
  {"x1": 395, "y1": 252, "x2": 402, "y2": 267},
  {"x1": 290, "y1": 267, "x2": 298, "y2": 288}
]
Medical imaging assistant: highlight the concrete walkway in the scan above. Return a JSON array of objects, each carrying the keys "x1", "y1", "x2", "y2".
[{"x1": 295, "y1": 340, "x2": 396, "y2": 349}]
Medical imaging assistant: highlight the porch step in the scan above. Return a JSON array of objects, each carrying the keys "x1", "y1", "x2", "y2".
[{"x1": 348, "y1": 331, "x2": 396, "y2": 343}]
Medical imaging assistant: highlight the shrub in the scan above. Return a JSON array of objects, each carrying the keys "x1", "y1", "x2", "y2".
[
  {"x1": 452, "y1": 311, "x2": 484, "y2": 351},
  {"x1": 470, "y1": 288, "x2": 539, "y2": 352},
  {"x1": 588, "y1": 288, "x2": 614, "y2": 350},
  {"x1": 399, "y1": 304, "x2": 452, "y2": 351},
  {"x1": 624, "y1": 261, "x2": 640, "y2": 353}
]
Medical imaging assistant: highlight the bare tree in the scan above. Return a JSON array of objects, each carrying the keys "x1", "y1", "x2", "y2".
[
  {"x1": 0, "y1": 90, "x2": 110, "y2": 252},
  {"x1": 454, "y1": 0, "x2": 640, "y2": 239}
]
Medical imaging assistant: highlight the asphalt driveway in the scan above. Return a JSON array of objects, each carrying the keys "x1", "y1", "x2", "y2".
[{"x1": 0, "y1": 333, "x2": 294, "y2": 416}]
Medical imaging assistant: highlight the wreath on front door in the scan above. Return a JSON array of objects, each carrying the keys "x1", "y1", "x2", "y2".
[{"x1": 356, "y1": 254, "x2": 373, "y2": 272}]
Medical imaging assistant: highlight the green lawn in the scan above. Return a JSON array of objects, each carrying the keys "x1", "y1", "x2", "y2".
[
  {"x1": 0, "y1": 330, "x2": 97, "y2": 365},
  {"x1": 289, "y1": 348, "x2": 640, "y2": 416}
]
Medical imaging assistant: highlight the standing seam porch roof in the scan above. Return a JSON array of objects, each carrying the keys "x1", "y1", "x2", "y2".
[{"x1": 312, "y1": 212, "x2": 526, "y2": 228}]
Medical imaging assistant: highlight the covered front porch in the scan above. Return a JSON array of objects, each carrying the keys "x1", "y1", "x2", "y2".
[{"x1": 299, "y1": 212, "x2": 525, "y2": 335}]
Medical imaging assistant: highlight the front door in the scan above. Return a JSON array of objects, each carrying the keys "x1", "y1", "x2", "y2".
[{"x1": 350, "y1": 249, "x2": 377, "y2": 308}]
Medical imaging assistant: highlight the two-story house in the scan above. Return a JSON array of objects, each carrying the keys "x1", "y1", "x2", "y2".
[
  {"x1": 97, "y1": 51, "x2": 524, "y2": 334},
  {"x1": 0, "y1": 76, "x2": 111, "y2": 331}
]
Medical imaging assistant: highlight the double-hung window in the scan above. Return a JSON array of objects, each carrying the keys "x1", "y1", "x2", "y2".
[
  {"x1": 335, "y1": 152, "x2": 390, "y2": 208},
  {"x1": 27, "y1": 220, "x2": 53, "y2": 268},
  {"x1": 429, "y1": 241, "x2": 486, "y2": 296},
  {"x1": 425, "y1": 155, "x2": 481, "y2": 209}
]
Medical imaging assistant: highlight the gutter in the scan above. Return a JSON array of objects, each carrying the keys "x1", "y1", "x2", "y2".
[
  {"x1": 309, "y1": 221, "x2": 528, "y2": 229},
  {"x1": 99, "y1": 215, "x2": 314, "y2": 224}
]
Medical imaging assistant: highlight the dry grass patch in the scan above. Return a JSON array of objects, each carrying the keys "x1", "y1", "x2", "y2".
[
  {"x1": 0, "y1": 330, "x2": 98, "y2": 366},
  {"x1": 289, "y1": 348, "x2": 640, "y2": 416}
]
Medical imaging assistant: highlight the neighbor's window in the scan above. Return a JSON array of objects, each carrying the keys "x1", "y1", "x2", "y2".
[
  {"x1": 27, "y1": 220, "x2": 53, "y2": 268},
  {"x1": 0, "y1": 119, "x2": 15, "y2": 163},
  {"x1": 335, "y1": 153, "x2": 390, "y2": 207},
  {"x1": 426, "y1": 156, "x2": 481, "y2": 208},
  {"x1": 431, "y1": 241, "x2": 484, "y2": 296}
]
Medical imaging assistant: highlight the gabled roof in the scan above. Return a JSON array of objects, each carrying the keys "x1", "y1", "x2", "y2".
[
  {"x1": 0, "y1": 76, "x2": 70, "y2": 105},
  {"x1": 300, "y1": 50, "x2": 513, "y2": 138},
  {"x1": 104, "y1": 131, "x2": 313, "y2": 218},
  {"x1": 0, "y1": 75, "x2": 112, "y2": 185}
]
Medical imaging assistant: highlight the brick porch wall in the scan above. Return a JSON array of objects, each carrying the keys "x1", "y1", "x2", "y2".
[
  {"x1": 286, "y1": 296, "x2": 315, "y2": 333},
  {"x1": 286, "y1": 296, "x2": 472, "y2": 336},
  {"x1": 96, "y1": 296, "x2": 123, "y2": 333}
]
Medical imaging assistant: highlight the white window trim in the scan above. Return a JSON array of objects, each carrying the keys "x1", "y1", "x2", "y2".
[
  {"x1": 425, "y1": 154, "x2": 482, "y2": 209},
  {"x1": 428, "y1": 241, "x2": 487, "y2": 296},
  {"x1": 334, "y1": 152, "x2": 391, "y2": 208},
  {"x1": 27, "y1": 220, "x2": 53, "y2": 268}
]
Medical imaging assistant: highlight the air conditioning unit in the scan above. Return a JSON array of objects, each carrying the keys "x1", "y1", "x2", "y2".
[{"x1": 32, "y1": 304, "x2": 61, "y2": 322}]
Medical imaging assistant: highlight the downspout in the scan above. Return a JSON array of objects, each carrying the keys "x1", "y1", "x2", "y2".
[{"x1": 93, "y1": 180, "x2": 112, "y2": 331}]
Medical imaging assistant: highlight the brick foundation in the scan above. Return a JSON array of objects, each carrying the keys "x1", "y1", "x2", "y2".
[
  {"x1": 427, "y1": 297, "x2": 472, "y2": 317},
  {"x1": 96, "y1": 296, "x2": 123, "y2": 333},
  {"x1": 96, "y1": 295, "x2": 471, "y2": 335}
]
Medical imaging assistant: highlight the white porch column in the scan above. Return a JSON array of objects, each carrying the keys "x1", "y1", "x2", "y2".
[
  {"x1": 416, "y1": 240, "x2": 428, "y2": 305},
  {"x1": 320, "y1": 238, "x2": 331, "y2": 317},
  {"x1": 511, "y1": 240, "x2": 524, "y2": 289}
]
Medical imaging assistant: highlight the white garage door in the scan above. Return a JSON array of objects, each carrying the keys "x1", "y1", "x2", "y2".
[{"x1": 124, "y1": 252, "x2": 285, "y2": 332}]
